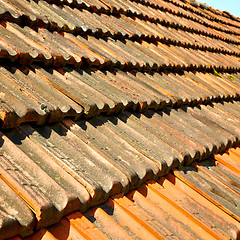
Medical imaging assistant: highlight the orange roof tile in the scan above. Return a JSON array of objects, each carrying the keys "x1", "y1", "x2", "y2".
[{"x1": 6, "y1": 150, "x2": 239, "y2": 240}]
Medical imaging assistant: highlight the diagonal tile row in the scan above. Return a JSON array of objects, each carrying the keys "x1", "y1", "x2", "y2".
[
  {"x1": 11, "y1": 158, "x2": 240, "y2": 240},
  {"x1": 23, "y1": 4, "x2": 240, "y2": 54},
  {"x1": 0, "y1": 21, "x2": 240, "y2": 69},
  {"x1": 44, "y1": 0, "x2": 240, "y2": 38},
  {"x1": 35, "y1": 8, "x2": 240, "y2": 55},
  {"x1": 1, "y1": 0, "x2": 240, "y2": 64},
  {"x1": 69, "y1": 154, "x2": 240, "y2": 240},
  {"x1": 14, "y1": 155, "x2": 240, "y2": 240},
  {"x1": 4, "y1": 145, "x2": 240, "y2": 239},
  {"x1": 1, "y1": 12, "x2": 240, "y2": 61},
  {"x1": 1, "y1": 65, "x2": 240, "y2": 128},
  {"x1": 163, "y1": 0, "x2": 240, "y2": 27},
  {"x1": 1, "y1": 100, "x2": 240, "y2": 238},
  {"x1": 1, "y1": 0, "x2": 240, "y2": 46},
  {"x1": 129, "y1": 0, "x2": 240, "y2": 35},
  {"x1": 73, "y1": 13, "x2": 240, "y2": 56}
]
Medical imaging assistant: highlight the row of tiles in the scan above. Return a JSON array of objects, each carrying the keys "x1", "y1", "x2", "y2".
[
  {"x1": 1, "y1": 22, "x2": 240, "y2": 69},
  {"x1": 1, "y1": 100, "x2": 240, "y2": 238},
  {"x1": 30, "y1": 0, "x2": 240, "y2": 31},
  {"x1": 125, "y1": 0, "x2": 240, "y2": 35},
  {"x1": 1, "y1": 65, "x2": 240, "y2": 128},
  {"x1": 98, "y1": 0, "x2": 240, "y2": 36},
  {"x1": 18, "y1": 5, "x2": 240, "y2": 55},
  {"x1": 38, "y1": 0, "x2": 240, "y2": 36},
  {"x1": 5, "y1": 150, "x2": 240, "y2": 240},
  {"x1": 25, "y1": 153, "x2": 240, "y2": 240},
  {"x1": 1, "y1": 12, "x2": 240, "y2": 64},
  {"x1": 1, "y1": 0, "x2": 240, "y2": 45},
  {"x1": 64, "y1": 12, "x2": 240, "y2": 55},
  {"x1": 133, "y1": 0, "x2": 240, "y2": 32},
  {"x1": 164, "y1": 0, "x2": 240, "y2": 27}
]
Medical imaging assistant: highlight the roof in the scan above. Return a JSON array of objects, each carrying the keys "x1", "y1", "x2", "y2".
[{"x1": 0, "y1": 0, "x2": 240, "y2": 239}]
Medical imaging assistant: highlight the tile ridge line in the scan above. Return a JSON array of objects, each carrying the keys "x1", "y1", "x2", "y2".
[
  {"x1": 164, "y1": 0, "x2": 240, "y2": 26},
  {"x1": 1, "y1": 90, "x2": 240, "y2": 130},
  {"x1": 43, "y1": 0, "x2": 240, "y2": 35},
  {"x1": 0, "y1": 45, "x2": 240, "y2": 73},
  {"x1": 2, "y1": 19, "x2": 240, "y2": 58},
  {"x1": 2, "y1": 1, "x2": 240, "y2": 44}
]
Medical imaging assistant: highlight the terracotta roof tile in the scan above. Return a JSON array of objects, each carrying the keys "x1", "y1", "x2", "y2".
[
  {"x1": 0, "y1": 0, "x2": 240, "y2": 238},
  {"x1": 0, "y1": 179, "x2": 35, "y2": 238},
  {"x1": 7, "y1": 151, "x2": 238, "y2": 240},
  {"x1": 1, "y1": 67, "x2": 239, "y2": 127},
  {"x1": 1, "y1": 68, "x2": 240, "y2": 127},
  {"x1": 0, "y1": 99, "x2": 240, "y2": 239},
  {"x1": 0, "y1": 130, "x2": 85, "y2": 230}
]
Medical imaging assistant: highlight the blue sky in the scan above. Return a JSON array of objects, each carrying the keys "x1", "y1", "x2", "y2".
[{"x1": 199, "y1": 0, "x2": 240, "y2": 17}]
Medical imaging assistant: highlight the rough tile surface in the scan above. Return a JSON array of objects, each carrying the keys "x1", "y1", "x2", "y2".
[{"x1": 0, "y1": 0, "x2": 240, "y2": 238}]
